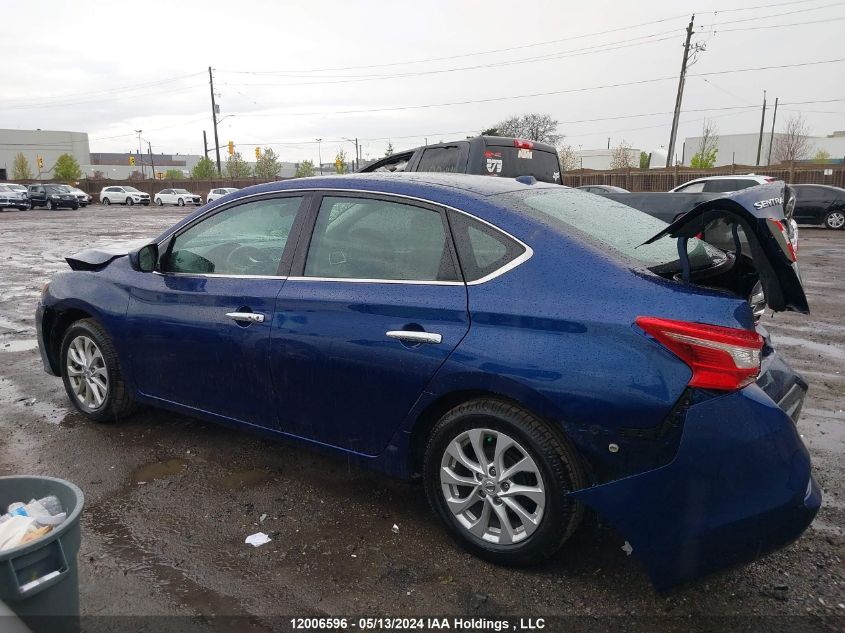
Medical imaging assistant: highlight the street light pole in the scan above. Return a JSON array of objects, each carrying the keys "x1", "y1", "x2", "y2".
[
  {"x1": 135, "y1": 129, "x2": 144, "y2": 178},
  {"x1": 209, "y1": 66, "x2": 222, "y2": 177},
  {"x1": 316, "y1": 138, "x2": 323, "y2": 174}
]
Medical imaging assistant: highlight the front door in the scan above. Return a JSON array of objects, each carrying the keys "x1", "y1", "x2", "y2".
[
  {"x1": 270, "y1": 193, "x2": 469, "y2": 454},
  {"x1": 126, "y1": 194, "x2": 307, "y2": 427}
]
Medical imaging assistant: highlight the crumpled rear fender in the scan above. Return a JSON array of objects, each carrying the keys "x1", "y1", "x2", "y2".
[{"x1": 570, "y1": 384, "x2": 820, "y2": 590}]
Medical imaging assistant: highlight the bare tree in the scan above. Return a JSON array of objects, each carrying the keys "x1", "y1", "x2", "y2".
[
  {"x1": 691, "y1": 119, "x2": 719, "y2": 167},
  {"x1": 557, "y1": 143, "x2": 578, "y2": 171},
  {"x1": 773, "y1": 114, "x2": 813, "y2": 164},
  {"x1": 610, "y1": 140, "x2": 635, "y2": 169},
  {"x1": 492, "y1": 113, "x2": 561, "y2": 145}
]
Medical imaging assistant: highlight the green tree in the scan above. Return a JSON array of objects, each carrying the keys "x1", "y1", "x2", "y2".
[
  {"x1": 384, "y1": 142, "x2": 395, "y2": 157},
  {"x1": 164, "y1": 169, "x2": 184, "y2": 179},
  {"x1": 12, "y1": 153, "x2": 32, "y2": 180},
  {"x1": 294, "y1": 160, "x2": 316, "y2": 178},
  {"x1": 191, "y1": 157, "x2": 217, "y2": 179},
  {"x1": 334, "y1": 149, "x2": 349, "y2": 174},
  {"x1": 813, "y1": 149, "x2": 831, "y2": 163},
  {"x1": 639, "y1": 151, "x2": 650, "y2": 169},
  {"x1": 690, "y1": 149, "x2": 718, "y2": 168},
  {"x1": 481, "y1": 127, "x2": 499, "y2": 136},
  {"x1": 225, "y1": 152, "x2": 252, "y2": 178},
  {"x1": 53, "y1": 153, "x2": 82, "y2": 180},
  {"x1": 254, "y1": 148, "x2": 282, "y2": 179}
]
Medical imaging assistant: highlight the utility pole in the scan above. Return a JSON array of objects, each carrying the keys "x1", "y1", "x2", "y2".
[
  {"x1": 148, "y1": 141, "x2": 156, "y2": 179},
  {"x1": 203, "y1": 131, "x2": 209, "y2": 158},
  {"x1": 209, "y1": 66, "x2": 222, "y2": 176},
  {"x1": 767, "y1": 97, "x2": 779, "y2": 165},
  {"x1": 355, "y1": 137, "x2": 359, "y2": 170},
  {"x1": 755, "y1": 90, "x2": 767, "y2": 166},
  {"x1": 666, "y1": 15, "x2": 695, "y2": 168},
  {"x1": 135, "y1": 129, "x2": 144, "y2": 178},
  {"x1": 316, "y1": 138, "x2": 323, "y2": 174}
]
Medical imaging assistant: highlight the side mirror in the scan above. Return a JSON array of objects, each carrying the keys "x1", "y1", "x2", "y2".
[{"x1": 133, "y1": 243, "x2": 159, "y2": 273}]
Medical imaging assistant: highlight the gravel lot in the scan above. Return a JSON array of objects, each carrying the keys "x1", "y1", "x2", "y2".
[{"x1": 0, "y1": 205, "x2": 843, "y2": 631}]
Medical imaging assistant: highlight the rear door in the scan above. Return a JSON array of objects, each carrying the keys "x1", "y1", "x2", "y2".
[
  {"x1": 793, "y1": 186, "x2": 829, "y2": 223},
  {"x1": 270, "y1": 192, "x2": 469, "y2": 454}
]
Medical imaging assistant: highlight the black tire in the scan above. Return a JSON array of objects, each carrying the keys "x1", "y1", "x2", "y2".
[
  {"x1": 103, "y1": 197, "x2": 111, "y2": 205},
  {"x1": 177, "y1": 198, "x2": 185, "y2": 207},
  {"x1": 47, "y1": 200, "x2": 56, "y2": 210},
  {"x1": 125, "y1": 197, "x2": 134, "y2": 206},
  {"x1": 71, "y1": 204, "x2": 79, "y2": 210},
  {"x1": 823, "y1": 210, "x2": 845, "y2": 230},
  {"x1": 423, "y1": 398, "x2": 587, "y2": 566},
  {"x1": 156, "y1": 198, "x2": 163, "y2": 206},
  {"x1": 29, "y1": 202, "x2": 35, "y2": 210},
  {"x1": 59, "y1": 318, "x2": 136, "y2": 423}
]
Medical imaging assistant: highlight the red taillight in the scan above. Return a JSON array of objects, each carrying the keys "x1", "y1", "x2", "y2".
[
  {"x1": 636, "y1": 317, "x2": 763, "y2": 391},
  {"x1": 768, "y1": 219, "x2": 797, "y2": 262},
  {"x1": 764, "y1": 177, "x2": 776, "y2": 182},
  {"x1": 513, "y1": 139, "x2": 534, "y2": 149}
]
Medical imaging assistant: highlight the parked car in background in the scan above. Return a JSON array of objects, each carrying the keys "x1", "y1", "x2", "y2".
[
  {"x1": 37, "y1": 174, "x2": 817, "y2": 589},
  {"x1": 65, "y1": 186, "x2": 91, "y2": 207},
  {"x1": 359, "y1": 136, "x2": 563, "y2": 184},
  {"x1": 155, "y1": 188, "x2": 202, "y2": 206},
  {"x1": 206, "y1": 187, "x2": 239, "y2": 203},
  {"x1": 791, "y1": 184, "x2": 844, "y2": 229},
  {"x1": 27, "y1": 184, "x2": 79, "y2": 210},
  {"x1": 670, "y1": 174, "x2": 777, "y2": 193},
  {"x1": 577, "y1": 185, "x2": 629, "y2": 193},
  {"x1": 99, "y1": 186, "x2": 151, "y2": 206},
  {"x1": 4, "y1": 183, "x2": 29, "y2": 197},
  {"x1": 0, "y1": 184, "x2": 29, "y2": 210}
]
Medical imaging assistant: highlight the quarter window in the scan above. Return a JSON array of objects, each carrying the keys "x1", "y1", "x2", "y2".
[
  {"x1": 677, "y1": 181, "x2": 705, "y2": 193},
  {"x1": 447, "y1": 211, "x2": 526, "y2": 282},
  {"x1": 161, "y1": 196, "x2": 303, "y2": 276},
  {"x1": 304, "y1": 196, "x2": 458, "y2": 281},
  {"x1": 416, "y1": 146, "x2": 466, "y2": 173}
]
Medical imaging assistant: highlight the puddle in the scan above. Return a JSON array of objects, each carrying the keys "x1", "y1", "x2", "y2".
[
  {"x1": 131, "y1": 458, "x2": 188, "y2": 484},
  {"x1": 0, "y1": 377, "x2": 70, "y2": 425},
  {"x1": 0, "y1": 339, "x2": 38, "y2": 353},
  {"x1": 218, "y1": 468, "x2": 273, "y2": 489}
]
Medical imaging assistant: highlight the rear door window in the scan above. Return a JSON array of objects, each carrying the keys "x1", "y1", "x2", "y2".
[
  {"x1": 416, "y1": 145, "x2": 468, "y2": 173},
  {"x1": 447, "y1": 210, "x2": 526, "y2": 282},
  {"x1": 677, "y1": 181, "x2": 705, "y2": 193},
  {"x1": 703, "y1": 179, "x2": 739, "y2": 193},
  {"x1": 304, "y1": 196, "x2": 458, "y2": 281}
]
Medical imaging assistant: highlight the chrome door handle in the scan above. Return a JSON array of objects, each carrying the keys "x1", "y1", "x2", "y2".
[
  {"x1": 386, "y1": 331, "x2": 442, "y2": 345},
  {"x1": 225, "y1": 312, "x2": 265, "y2": 324}
]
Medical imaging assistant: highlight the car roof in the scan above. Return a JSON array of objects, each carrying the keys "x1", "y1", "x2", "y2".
[
  {"x1": 685, "y1": 174, "x2": 769, "y2": 182},
  {"x1": 792, "y1": 183, "x2": 844, "y2": 190}
]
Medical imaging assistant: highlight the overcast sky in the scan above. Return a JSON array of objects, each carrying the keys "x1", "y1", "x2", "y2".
[{"x1": 2, "y1": 0, "x2": 843, "y2": 163}]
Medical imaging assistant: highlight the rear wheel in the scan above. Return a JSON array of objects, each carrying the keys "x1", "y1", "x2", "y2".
[
  {"x1": 60, "y1": 319, "x2": 135, "y2": 423},
  {"x1": 47, "y1": 200, "x2": 56, "y2": 210},
  {"x1": 156, "y1": 198, "x2": 163, "y2": 206},
  {"x1": 423, "y1": 399, "x2": 586, "y2": 566},
  {"x1": 824, "y1": 210, "x2": 844, "y2": 230},
  {"x1": 103, "y1": 197, "x2": 111, "y2": 205}
]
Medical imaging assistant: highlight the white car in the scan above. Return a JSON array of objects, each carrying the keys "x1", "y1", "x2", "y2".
[
  {"x1": 206, "y1": 187, "x2": 239, "y2": 203},
  {"x1": 100, "y1": 186, "x2": 151, "y2": 206},
  {"x1": 670, "y1": 174, "x2": 777, "y2": 193},
  {"x1": 154, "y1": 188, "x2": 202, "y2": 207},
  {"x1": 0, "y1": 184, "x2": 29, "y2": 210},
  {"x1": 59, "y1": 185, "x2": 91, "y2": 207}
]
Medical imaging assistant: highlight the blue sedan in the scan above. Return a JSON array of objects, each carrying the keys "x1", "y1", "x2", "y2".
[{"x1": 36, "y1": 174, "x2": 819, "y2": 588}]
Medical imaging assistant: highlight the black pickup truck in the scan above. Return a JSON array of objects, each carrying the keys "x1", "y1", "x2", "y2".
[{"x1": 359, "y1": 135, "x2": 562, "y2": 184}]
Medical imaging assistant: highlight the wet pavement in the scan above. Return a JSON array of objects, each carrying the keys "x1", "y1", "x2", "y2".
[{"x1": 0, "y1": 205, "x2": 843, "y2": 629}]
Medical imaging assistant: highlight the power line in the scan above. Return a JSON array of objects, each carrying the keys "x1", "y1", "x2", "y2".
[
  {"x1": 701, "y1": 0, "x2": 844, "y2": 26},
  {"x1": 0, "y1": 82, "x2": 206, "y2": 111},
  {"x1": 709, "y1": 14, "x2": 845, "y2": 31}
]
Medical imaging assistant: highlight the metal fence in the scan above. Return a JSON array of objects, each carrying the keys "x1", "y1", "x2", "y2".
[{"x1": 562, "y1": 164, "x2": 845, "y2": 191}]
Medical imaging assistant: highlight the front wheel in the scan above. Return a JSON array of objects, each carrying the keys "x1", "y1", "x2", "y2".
[
  {"x1": 824, "y1": 210, "x2": 845, "y2": 230},
  {"x1": 103, "y1": 197, "x2": 111, "y2": 205},
  {"x1": 177, "y1": 198, "x2": 185, "y2": 207},
  {"x1": 125, "y1": 197, "x2": 134, "y2": 206},
  {"x1": 60, "y1": 319, "x2": 135, "y2": 423},
  {"x1": 423, "y1": 399, "x2": 586, "y2": 566}
]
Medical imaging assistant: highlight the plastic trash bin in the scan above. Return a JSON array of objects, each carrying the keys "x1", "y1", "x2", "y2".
[{"x1": 0, "y1": 476, "x2": 84, "y2": 633}]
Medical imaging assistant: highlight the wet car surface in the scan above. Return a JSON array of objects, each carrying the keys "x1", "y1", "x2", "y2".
[{"x1": 0, "y1": 205, "x2": 843, "y2": 628}]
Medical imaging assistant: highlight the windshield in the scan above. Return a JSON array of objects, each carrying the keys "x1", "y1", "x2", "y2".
[
  {"x1": 7, "y1": 184, "x2": 26, "y2": 191},
  {"x1": 123, "y1": 186, "x2": 141, "y2": 193},
  {"x1": 503, "y1": 188, "x2": 724, "y2": 270},
  {"x1": 45, "y1": 186, "x2": 65, "y2": 193},
  {"x1": 0, "y1": 185, "x2": 9, "y2": 192},
  {"x1": 173, "y1": 189, "x2": 190, "y2": 194}
]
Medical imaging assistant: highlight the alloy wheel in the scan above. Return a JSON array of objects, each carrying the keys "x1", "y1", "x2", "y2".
[
  {"x1": 66, "y1": 335, "x2": 108, "y2": 410},
  {"x1": 825, "y1": 211, "x2": 845, "y2": 229},
  {"x1": 440, "y1": 428, "x2": 545, "y2": 545}
]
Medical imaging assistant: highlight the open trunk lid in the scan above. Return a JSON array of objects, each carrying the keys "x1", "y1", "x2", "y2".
[{"x1": 643, "y1": 182, "x2": 808, "y2": 314}]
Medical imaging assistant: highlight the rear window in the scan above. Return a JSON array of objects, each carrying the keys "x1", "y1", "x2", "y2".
[
  {"x1": 480, "y1": 147, "x2": 561, "y2": 184},
  {"x1": 502, "y1": 189, "x2": 724, "y2": 271}
]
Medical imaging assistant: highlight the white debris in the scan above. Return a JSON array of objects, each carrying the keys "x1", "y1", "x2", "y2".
[
  {"x1": 259, "y1": 513, "x2": 267, "y2": 523},
  {"x1": 392, "y1": 524, "x2": 399, "y2": 534},
  {"x1": 244, "y1": 532, "x2": 271, "y2": 547},
  {"x1": 621, "y1": 541, "x2": 633, "y2": 556}
]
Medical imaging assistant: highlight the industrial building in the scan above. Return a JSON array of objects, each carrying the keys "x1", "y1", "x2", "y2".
[
  {"x1": 681, "y1": 130, "x2": 845, "y2": 167},
  {"x1": 0, "y1": 128, "x2": 91, "y2": 180}
]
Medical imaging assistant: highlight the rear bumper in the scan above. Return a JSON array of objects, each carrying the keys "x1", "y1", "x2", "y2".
[{"x1": 570, "y1": 383, "x2": 819, "y2": 589}]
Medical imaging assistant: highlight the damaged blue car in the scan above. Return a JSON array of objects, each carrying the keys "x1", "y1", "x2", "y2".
[{"x1": 36, "y1": 174, "x2": 819, "y2": 588}]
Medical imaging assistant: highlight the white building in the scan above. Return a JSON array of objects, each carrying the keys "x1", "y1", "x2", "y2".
[
  {"x1": 681, "y1": 130, "x2": 845, "y2": 167},
  {"x1": 0, "y1": 128, "x2": 91, "y2": 180},
  {"x1": 573, "y1": 147, "x2": 643, "y2": 170}
]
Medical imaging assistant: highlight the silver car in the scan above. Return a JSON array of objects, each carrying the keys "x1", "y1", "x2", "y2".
[{"x1": 0, "y1": 184, "x2": 29, "y2": 210}]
